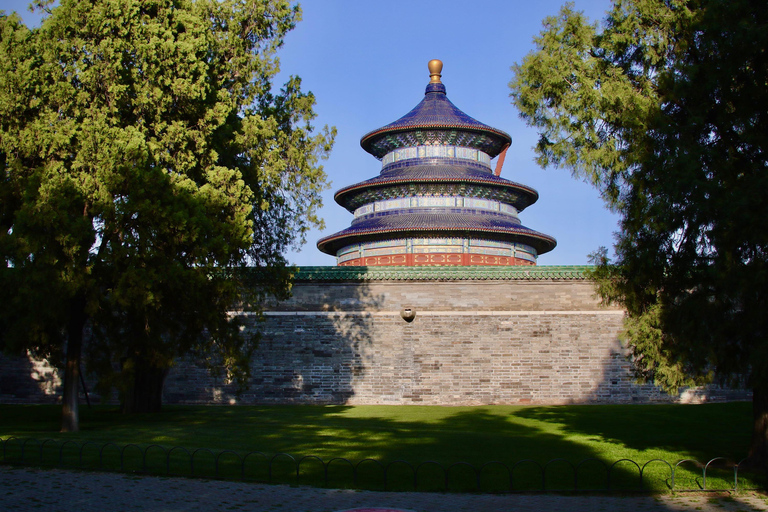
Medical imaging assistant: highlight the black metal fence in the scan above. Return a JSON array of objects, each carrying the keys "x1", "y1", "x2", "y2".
[{"x1": 1, "y1": 436, "x2": 763, "y2": 493}]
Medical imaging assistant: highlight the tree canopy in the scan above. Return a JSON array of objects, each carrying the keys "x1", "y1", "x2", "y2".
[
  {"x1": 511, "y1": 0, "x2": 768, "y2": 464},
  {"x1": 0, "y1": 0, "x2": 334, "y2": 429}
]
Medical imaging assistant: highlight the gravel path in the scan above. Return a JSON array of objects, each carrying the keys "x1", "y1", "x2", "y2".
[{"x1": 2, "y1": 466, "x2": 767, "y2": 512}]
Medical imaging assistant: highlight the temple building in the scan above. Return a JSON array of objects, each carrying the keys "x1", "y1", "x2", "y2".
[{"x1": 317, "y1": 60, "x2": 556, "y2": 266}]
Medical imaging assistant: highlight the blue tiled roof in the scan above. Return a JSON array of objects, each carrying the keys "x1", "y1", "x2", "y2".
[
  {"x1": 380, "y1": 159, "x2": 495, "y2": 176},
  {"x1": 317, "y1": 211, "x2": 557, "y2": 256},
  {"x1": 349, "y1": 211, "x2": 522, "y2": 229},
  {"x1": 334, "y1": 164, "x2": 539, "y2": 211},
  {"x1": 360, "y1": 83, "x2": 511, "y2": 159}
]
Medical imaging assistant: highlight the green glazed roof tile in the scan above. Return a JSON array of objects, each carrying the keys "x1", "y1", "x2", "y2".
[{"x1": 292, "y1": 265, "x2": 592, "y2": 282}]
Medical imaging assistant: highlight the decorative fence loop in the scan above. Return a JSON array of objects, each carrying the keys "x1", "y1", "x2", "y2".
[
  {"x1": 608, "y1": 458, "x2": 642, "y2": 491},
  {"x1": 241, "y1": 451, "x2": 267, "y2": 481},
  {"x1": 167, "y1": 446, "x2": 192, "y2": 476},
  {"x1": 120, "y1": 444, "x2": 142, "y2": 472},
  {"x1": 355, "y1": 458, "x2": 385, "y2": 489},
  {"x1": 191, "y1": 448, "x2": 216, "y2": 477},
  {"x1": 2, "y1": 437, "x2": 21, "y2": 462},
  {"x1": 641, "y1": 459, "x2": 673, "y2": 490},
  {"x1": 143, "y1": 445, "x2": 167, "y2": 473},
  {"x1": 268, "y1": 453, "x2": 297, "y2": 484},
  {"x1": 21, "y1": 438, "x2": 41, "y2": 465},
  {"x1": 59, "y1": 440, "x2": 80, "y2": 467},
  {"x1": 0, "y1": 436, "x2": 763, "y2": 493},
  {"x1": 79, "y1": 441, "x2": 99, "y2": 468},
  {"x1": 543, "y1": 458, "x2": 575, "y2": 491},
  {"x1": 479, "y1": 461, "x2": 512, "y2": 492},
  {"x1": 673, "y1": 459, "x2": 703, "y2": 490},
  {"x1": 326, "y1": 457, "x2": 354, "y2": 488},
  {"x1": 415, "y1": 461, "x2": 446, "y2": 492},
  {"x1": 215, "y1": 450, "x2": 242, "y2": 479},
  {"x1": 297, "y1": 455, "x2": 325, "y2": 485},
  {"x1": 575, "y1": 458, "x2": 608, "y2": 491},
  {"x1": 703, "y1": 457, "x2": 734, "y2": 491},
  {"x1": 40, "y1": 439, "x2": 59, "y2": 466},
  {"x1": 736, "y1": 457, "x2": 759, "y2": 491},
  {"x1": 511, "y1": 459, "x2": 544, "y2": 491},
  {"x1": 384, "y1": 460, "x2": 415, "y2": 491},
  {"x1": 98, "y1": 442, "x2": 121, "y2": 470},
  {"x1": 447, "y1": 462, "x2": 480, "y2": 492}
]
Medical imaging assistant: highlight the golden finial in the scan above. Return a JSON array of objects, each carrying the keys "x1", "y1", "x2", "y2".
[{"x1": 428, "y1": 59, "x2": 443, "y2": 84}]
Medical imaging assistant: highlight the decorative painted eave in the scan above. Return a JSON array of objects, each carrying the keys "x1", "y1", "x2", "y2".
[
  {"x1": 291, "y1": 265, "x2": 593, "y2": 282},
  {"x1": 316, "y1": 218, "x2": 557, "y2": 256},
  {"x1": 334, "y1": 171, "x2": 539, "y2": 212}
]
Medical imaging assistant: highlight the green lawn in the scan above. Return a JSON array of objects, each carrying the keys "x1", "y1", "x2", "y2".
[{"x1": 0, "y1": 402, "x2": 762, "y2": 493}]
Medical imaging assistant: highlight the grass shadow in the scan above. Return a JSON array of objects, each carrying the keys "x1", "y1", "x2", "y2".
[{"x1": 0, "y1": 402, "x2": 761, "y2": 493}]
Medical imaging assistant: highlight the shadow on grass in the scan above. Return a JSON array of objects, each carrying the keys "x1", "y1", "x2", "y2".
[
  {"x1": 513, "y1": 402, "x2": 753, "y2": 459},
  {"x1": 513, "y1": 402, "x2": 763, "y2": 491},
  {"x1": 2, "y1": 402, "x2": 761, "y2": 493}
]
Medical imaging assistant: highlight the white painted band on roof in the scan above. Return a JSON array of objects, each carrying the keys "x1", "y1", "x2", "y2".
[{"x1": 381, "y1": 145, "x2": 492, "y2": 168}]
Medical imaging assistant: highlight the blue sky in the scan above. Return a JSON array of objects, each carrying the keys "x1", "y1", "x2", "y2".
[{"x1": 5, "y1": 0, "x2": 619, "y2": 267}]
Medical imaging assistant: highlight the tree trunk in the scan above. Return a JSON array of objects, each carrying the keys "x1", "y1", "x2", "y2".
[
  {"x1": 750, "y1": 382, "x2": 768, "y2": 470},
  {"x1": 121, "y1": 358, "x2": 168, "y2": 414},
  {"x1": 61, "y1": 298, "x2": 86, "y2": 432}
]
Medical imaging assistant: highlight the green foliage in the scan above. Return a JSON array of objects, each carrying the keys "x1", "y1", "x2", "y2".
[
  {"x1": 0, "y1": 1, "x2": 334, "y2": 411},
  {"x1": 511, "y1": 0, "x2": 767, "y2": 391},
  {"x1": 511, "y1": 0, "x2": 693, "y2": 207},
  {"x1": 512, "y1": 0, "x2": 768, "y2": 461}
]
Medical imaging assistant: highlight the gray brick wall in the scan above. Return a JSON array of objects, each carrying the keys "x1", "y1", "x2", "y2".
[
  {"x1": 169, "y1": 279, "x2": 749, "y2": 405},
  {"x1": 0, "y1": 279, "x2": 751, "y2": 405}
]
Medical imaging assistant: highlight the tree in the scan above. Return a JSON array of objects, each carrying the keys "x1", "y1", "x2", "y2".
[
  {"x1": 0, "y1": 0, "x2": 334, "y2": 429},
  {"x1": 511, "y1": 0, "x2": 768, "y2": 465}
]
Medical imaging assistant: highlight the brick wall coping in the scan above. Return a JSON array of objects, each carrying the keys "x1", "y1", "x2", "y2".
[
  {"x1": 291, "y1": 265, "x2": 592, "y2": 282},
  {"x1": 258, "y1": 310, "x2": 623, "y2": 316}
]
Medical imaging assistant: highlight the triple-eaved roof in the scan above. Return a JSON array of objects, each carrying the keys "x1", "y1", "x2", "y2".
[{"x1": 317, "y1": 60, "x2": 556, "y2": 263}]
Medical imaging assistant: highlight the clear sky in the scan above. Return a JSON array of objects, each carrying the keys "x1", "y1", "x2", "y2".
[{"x1": 4, "y1": 0, "x2": 619, "y2": 267}]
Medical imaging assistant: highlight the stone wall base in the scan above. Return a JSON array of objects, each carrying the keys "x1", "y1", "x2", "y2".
[{"x1": 0, "y1": 273, "x2": 753, "y2": 406}]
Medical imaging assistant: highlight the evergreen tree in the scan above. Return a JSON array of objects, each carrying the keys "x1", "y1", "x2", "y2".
[
  {"x1": 0, "y1": 0, "x2": 334, "y2": 429},
  {"x1": 511, "y1": 0, "x2": 768, "y2": 465}
]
